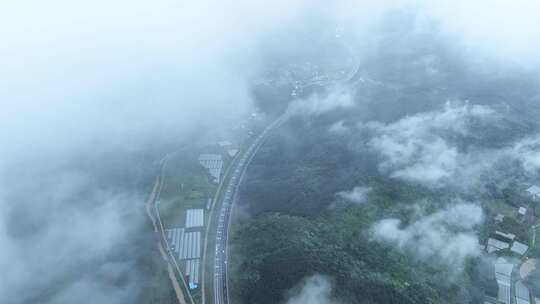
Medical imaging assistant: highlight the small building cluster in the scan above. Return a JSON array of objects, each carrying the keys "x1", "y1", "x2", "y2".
[
  {"x1": 185, "y1": 259, "x2": 200, "y2": 290},
  {"x1": 494, "y1": 258, "x2": 513, "y2": 304},
  {"x1": 511, "y1": 242, "x2": 529, "y2": 256},
  {"x1": 199, "y1": 154, "x2": 223, "y2": 183},
  {"x1": 185, "y1": 209, "x2": 204, "y2": 228},
  {"x1": 486, "y1": 230, "x2": 528, "y2": 256},
  {"x1": 166, "y1": 208, "x2": 206, "y2": 289},
  {"x1": 486, "y1": 237, "x2": 510, "y2": 253},
  {"x1": 217, "y1": 137, "x2": 240, "y2": 158},
  {"x1": 526, "y1": 185, "x2": 540, "y2": 202},
  {"x1": 483, "y1": 184, "x2": 540, "y2": 304},
  {"x1": 227, "y1": 149, "x2": 239, "y2": 157},
  {"x1": 486, "y1": 259, "x2": 532, "y2": 304}
]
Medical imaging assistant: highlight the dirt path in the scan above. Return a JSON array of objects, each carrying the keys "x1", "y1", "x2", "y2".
[
  {"x1": 145, "y1": 175, "x2": 160, "y2": 233},
  {"x1": 145, "y1": 159, "x2": 191, "y2": 304},
  {"x1": 159, "y1": 242, "x2": 188, "y2": 304}
]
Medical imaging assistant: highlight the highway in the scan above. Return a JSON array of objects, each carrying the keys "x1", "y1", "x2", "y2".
[
  {"x1": 211, "y1": 37, "x2": 360, "y2": 304},
  {"x1": 212, "y1": 114, "x2": 288, "y2": 304}
]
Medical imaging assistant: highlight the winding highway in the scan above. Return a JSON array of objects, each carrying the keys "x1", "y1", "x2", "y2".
[
  {"x1": 210, "y1": 34, "x2": 360, "y2": 304},
  {"x1": 212, "y1": 114, "x2": 288, "y2": 304}
]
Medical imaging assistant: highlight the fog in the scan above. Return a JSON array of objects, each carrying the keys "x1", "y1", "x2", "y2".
[
  {"x1": 372, "y1": 202, "x2": 484, "y2": 277},
  {"x1": 2, "y1": 0, "x2": 540, "y2": 303},
  {"x1": 285, "y1": 275, "x2": 337, "y2": 304},
  {"x1": 336, "y1": 186, "x2": 372, "y2": 204},
  {"x1": 287, "y1": 86, "x2": 354, "y2": 116},
  {"x1": 0, "y1": 1, "x2": 303, "y2": 303}
]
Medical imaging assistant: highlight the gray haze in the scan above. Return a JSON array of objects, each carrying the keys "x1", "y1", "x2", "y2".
[{"x1": 2, "y1": 0, "x2": 540, "y2": 303}]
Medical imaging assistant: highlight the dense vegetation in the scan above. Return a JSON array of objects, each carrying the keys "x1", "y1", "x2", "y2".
[
  {"x1": 231, "y1": 14, "x2": 540, "y2": 303},
  {"x1": 230, "y1": 111, "x2": 506, "y2": 303},
  {"x1": 232, "y1": 212, "x2": 444, "y2": 304}
]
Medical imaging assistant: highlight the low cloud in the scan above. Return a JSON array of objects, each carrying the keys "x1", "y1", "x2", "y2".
[
  {"x1": 364, "y1": 101, "x2": 540, "y2": 190},
  {"x1": 0, "y1": 172, "x2": 141, "y2": 303},
  {"x1": 328, "y1": 120, "x2": 349, "y2": 134},
  {"x1": 337, "y1": 186, "x2": 371, "y2": 204},
  {"x1": 367, "y1": 102, "x2": 497, "y2": 186},
  {"x1": 511, "y1": 135, "x2": 540, "y2": 175},
  {"x1": 371, "y1": 202, "x2": 483, "y2": 275},
  {"x1": 287, "y1": 87, "x2": 354, "y2": 116},
  {"x1": 286, "y1": 275, "x2": 337, "y2": 304},
  {"x1": 3, "y1": 1, "x2": 540, "y2": 303}
]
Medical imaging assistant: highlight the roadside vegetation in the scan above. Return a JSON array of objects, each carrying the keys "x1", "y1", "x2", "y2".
[{"x1": 230, "y1": 16, "x2": 540, "y2": 303}]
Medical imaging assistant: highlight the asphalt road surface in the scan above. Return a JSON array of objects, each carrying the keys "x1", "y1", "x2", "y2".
[
  {"x1": 212, "y1": 44, "x2": 360, "y2": 303},
  {"x1": 213, "y1": 115, "x2": 287, "y2": 304}
]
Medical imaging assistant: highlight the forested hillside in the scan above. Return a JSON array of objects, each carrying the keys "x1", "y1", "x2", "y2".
[{"x1": 230, "y1": 13, "x2": 540, "y2": 303}]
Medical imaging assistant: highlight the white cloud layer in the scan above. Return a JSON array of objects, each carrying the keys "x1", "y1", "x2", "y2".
[
  {"x1": 286, "y1": 275, "x2": 337, "y2": 304},
  {"x1": 367, "y1": 102, "x2": 496, "y2": 186},
  {"x1": 417, "y1": 0, "x2": 540, "y2": 66},
  {"x1": 337, "y1": 186, "x2": 372, "y2": 204},
  {"x1": 287, "y1": 87, "x2": 354, "y2": 116},
  {"x1": 512, "y1": 135, "x2": 540, "y2": 175},
  {"x1": 328, "y1": 120, "x2": 349, "y2": 134},
  {"x1": 365, "y1": 100, "x2": 540, "y2": 189},
  {"x1": 2, "y1": 0, "x2": 540, "y2": 303},
  {"x1": 371, "y1": 202, "x2": 483, "y2": 273},
  {"x1": 0, "y1": 174, "x2": 139, "y2": 303}
]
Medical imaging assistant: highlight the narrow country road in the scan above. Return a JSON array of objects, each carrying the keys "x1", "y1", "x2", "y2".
[{"x1": 145, "y1": 153, "x2": 193, "y2": 304}]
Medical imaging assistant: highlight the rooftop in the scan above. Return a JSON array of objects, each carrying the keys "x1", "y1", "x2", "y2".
[
  {"x1": 511, "y1": 241, "x2": 529, "y2": 256},
  {"x1": 495, "y1": 231, "x2": 516, "y2": 241},
  {"x1": 526, "y1": 185, "x2": 540, "y2": 195},
  {"x1": 494, "y1": 259, "x2": 514, "y2": 278},
  {"x1": 487, "y1": 238, "x2": 510, "y2": 253},
  {"x1": 494, "y1": 259, "x2": 513, "y2": 304},
  {"x1": 515, "y1": 280, "x2": 531, "y2": 304},
  {"x1": 185, "y1": 209, "x2": 204, "y2": 228}
]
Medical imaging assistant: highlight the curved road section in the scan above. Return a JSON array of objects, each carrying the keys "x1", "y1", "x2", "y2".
[
  {"x1": 212, "y1": 38, "x2": 360, "y2": 304},
  {"x1": 213, "y1": 114, "x2": 288, "y2": 304}
]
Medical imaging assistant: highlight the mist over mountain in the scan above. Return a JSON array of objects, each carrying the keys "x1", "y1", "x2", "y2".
[{"x1": 2, "y1": 1, "x2": 540, "y2": 304}]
